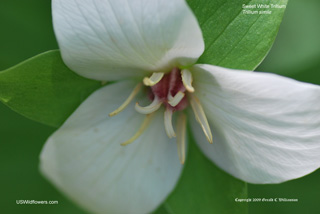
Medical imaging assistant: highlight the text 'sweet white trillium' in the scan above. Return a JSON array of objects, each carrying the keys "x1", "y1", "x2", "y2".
[{"x1": 40, "y1": 0, "x2": 320, "y2": 213}]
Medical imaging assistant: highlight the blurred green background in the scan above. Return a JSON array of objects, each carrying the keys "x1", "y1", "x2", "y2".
[{"x1": 0, "y1": 0, "x2": 319, "y2": 213}]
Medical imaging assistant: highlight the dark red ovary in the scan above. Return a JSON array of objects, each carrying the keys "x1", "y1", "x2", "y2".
[{"x1": 151, "y1": 68, "x2": 188, "y2": 111}]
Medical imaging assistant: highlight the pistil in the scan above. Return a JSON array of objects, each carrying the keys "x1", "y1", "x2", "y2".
[
  {"x1": 150, "y1": 68, "x2": 188, "y2": 111},
  {"x1": 168, "y1": 91, "x2": 185, "y2": 107}
]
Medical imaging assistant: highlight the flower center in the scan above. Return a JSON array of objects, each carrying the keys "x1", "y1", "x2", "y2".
[
  {"x1": 150, "y1": 68, "x2": 188, "y2": 111},
  {"x1": 135, "y1": 68, "x2": 197, "y2": 140},
  {"x1": 108, "y1": 68, "x2": 212, "y2": 164}
]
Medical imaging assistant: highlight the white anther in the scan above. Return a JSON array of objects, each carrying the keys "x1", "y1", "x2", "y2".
[
  {"x1": 143, "y1": 72, "x2": 164, "y2": 86},
  {"x1": 164, "y1": 108, "x2": 176, "y2": 138},
  {"x1": 181, "y1": 69, "x2": 195, "y2": 93},
  {"x1": 135, "y1": 97, "x2": 162, "y2": 114}
]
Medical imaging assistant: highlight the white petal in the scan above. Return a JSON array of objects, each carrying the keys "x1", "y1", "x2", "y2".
[
  {"x1": 53, "y1": 0, "x2": 204, "y2": 81},
  {"x1": 40, "y1": 81, "x2": 182, "y2": 214},
  {"x1": 191, "y1": 64, "x2": 320, "y2": 184}
]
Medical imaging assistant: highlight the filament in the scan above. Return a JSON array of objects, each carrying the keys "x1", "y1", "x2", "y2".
[
  {"x1": 121, "y1": 114, "x2": 154, "y2": 146},
  {"x1": 190, "y1": 94, "x2": 213, "y2": 143},
  {"x1": 176, "y1": 113, "x2": 187, "y2": 164},
  {"x1": 109, "y1": 83, "x2": 142, "y2": 117}
]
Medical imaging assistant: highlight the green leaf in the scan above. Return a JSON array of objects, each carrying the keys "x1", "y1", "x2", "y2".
[
  {"x1": 188, "y1": 0, "x2": 288, "y2": 70},
  {"x1": 0, "y1": 50, "x2": 101, "y2": 127},
  {"x1": 153, "y1": 129, "x2": 248, "y2": 214}
]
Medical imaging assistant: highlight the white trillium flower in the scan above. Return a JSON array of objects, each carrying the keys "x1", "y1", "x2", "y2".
[{"x1": 40, "y1": 0, "x2": 320, "y2": 213}]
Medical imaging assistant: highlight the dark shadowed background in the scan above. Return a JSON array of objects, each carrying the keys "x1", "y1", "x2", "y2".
[{"x1": 1, "y1": 0, "x2": 319, "y2": 213}]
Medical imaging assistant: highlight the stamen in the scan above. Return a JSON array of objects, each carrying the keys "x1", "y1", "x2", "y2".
[
  {"x1": 190, "y1": 95, "x2": 213, "y2": 144},
  {"x1": 121, "y1": 114, "x2": 154, "y2": 146},
  {"x1": 109, "y1": 83, "x2": 142, "y2": 117},
  {"x1": 143, "y1": 72, "x2": 164, "y2": 86},
  {"x1": 176, "y1": 113, "x2": 187, "y2": 164},
  {"x1": 135, "y1": 97, "x2": 162, "y2": 114},
  {"x1": 168, "y1": 91, "x2": 185, "y2": 107},
  {"x1": 181, "y1": 69, "x2": 195, "y2": 93},
  {"x1": 164, "y1": 108, "x2": 176, "y2": 138}
]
